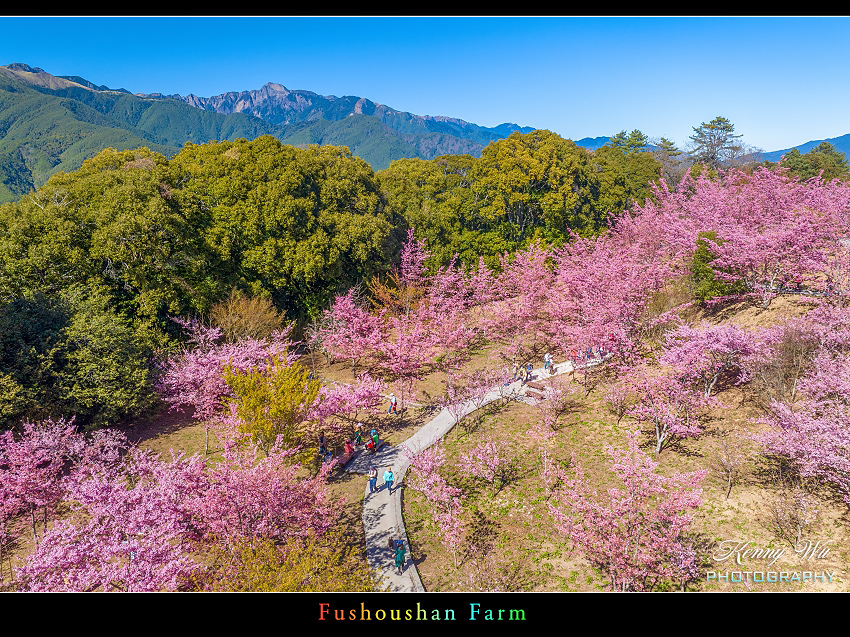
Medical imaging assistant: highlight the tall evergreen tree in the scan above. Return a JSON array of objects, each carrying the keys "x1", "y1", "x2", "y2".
[{"x1": 688, "y1": 116, "x2": 743, "y2": 170}]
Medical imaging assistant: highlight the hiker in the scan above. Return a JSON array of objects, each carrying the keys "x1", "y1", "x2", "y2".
[
  {"x1": 354, "y1": 424, "x2": 364, "y2": 446},
  {"x1": 544, "y1": 352, "x2": 552, "y2": 374},
  {"x1": 384, "y1": 467, "x2": 395, "y2": 494},
  {"x1": 395, "y1": 540, "x2": 407, "y2": 575},
  {"x1": 368, "y1": 466, "x2": 378, "y2": 493},
  {"x1": 318, "y1": 432, "x2": 332, "y2": 462},
  {"x1": 388, "y1": 393, "x2": 397, "y2": 414}
]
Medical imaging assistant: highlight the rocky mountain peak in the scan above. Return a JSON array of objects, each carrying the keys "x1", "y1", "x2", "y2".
[{"x1": 6, "y1": 63, "x2": 46, "y2": 74}]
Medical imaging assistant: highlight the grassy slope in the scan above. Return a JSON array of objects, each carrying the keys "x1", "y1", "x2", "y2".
[
  {"x1": 398, "y1": 292, "x2": 849, "y2": 592},
  {"x1": 122, "y1": 291, "x2": 850, "y2": 592},
  {"x1": 5, "y1": 290, "x2": 847, "y2": 592},
  {"x1": 101, "y1": 292, "x2": 850, "y2": 592}
]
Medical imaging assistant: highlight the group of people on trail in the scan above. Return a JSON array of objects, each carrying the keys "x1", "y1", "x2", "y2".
[
  {"x1": 512, "y1": 360, "x2": 535, "y2": 384},
  {"x1": 505, "y1": 344, "x2": 618, "y2": 386},
  {"x1": 368, "y1": 471, "x2": 407, "y2": 576},
  {"x1": 367, "y1": 465, "x2": 397, "y2": 495},
  {"x1": 511, "y1": 353, "x2": 557, "y2": 384},
  {"x1": 321, "y1": 423, "x2": 387, "y2": 464},
  {"x1": 353, "y1": 424, "x2": 383, "y2": 454}
]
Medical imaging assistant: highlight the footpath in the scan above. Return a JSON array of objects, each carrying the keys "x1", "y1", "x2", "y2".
[{"x1": 343, "y1": 357, "x2": 590, "y2": 592}]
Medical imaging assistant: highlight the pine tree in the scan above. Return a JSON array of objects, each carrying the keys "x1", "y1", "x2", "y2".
[{"x1": 688, "y1": 116, "x2": 743, "y2": 169}]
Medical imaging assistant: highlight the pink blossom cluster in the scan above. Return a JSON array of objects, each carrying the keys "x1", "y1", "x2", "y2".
[
  {"x1": 403, "y1": 440, "x2": 466, "y2": 563},
  {"x1": 550, "y1": 431, "x2": 707, "y2": 591},
  {"x1": 156, "y1": 318, "x2": 297, "y2": 422},
  {"x1": 2, "y1": 419, "x2": 342, "y2": 591},
  {"x1": 460, "y1": 439, "x2": 514, "y2": 493}
]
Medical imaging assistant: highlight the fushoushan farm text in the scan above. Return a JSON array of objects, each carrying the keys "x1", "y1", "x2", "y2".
[{"x1": 318, "y1": 602, "x2": 526, "y2": 621}]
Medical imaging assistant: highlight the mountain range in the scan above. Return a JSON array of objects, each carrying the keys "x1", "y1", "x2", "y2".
[{"x1": 0, "y1": 62, "x2": 847, "y2": 203}]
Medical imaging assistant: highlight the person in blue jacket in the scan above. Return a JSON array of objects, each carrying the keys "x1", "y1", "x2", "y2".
[{"x1": 384, "y1": 467, "x2": 395, "y2": 494}]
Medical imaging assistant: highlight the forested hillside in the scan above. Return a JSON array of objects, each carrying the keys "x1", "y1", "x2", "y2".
[
  {"x1": 0, "y1": 64, "x2": 538, "y2": 200},
  {"x1": 0, "y1": 65, "x2": 285, "y2": 202},
  {"x1": 0, "y1": 130, "x2": 661, "y2": 429}
]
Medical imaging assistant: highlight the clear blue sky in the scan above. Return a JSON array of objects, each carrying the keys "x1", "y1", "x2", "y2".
[{"x1": 2, "y1": 16, "x2": 849, "y2": 152}]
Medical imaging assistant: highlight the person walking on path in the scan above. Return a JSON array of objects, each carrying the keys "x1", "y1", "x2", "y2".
[
  {"x1": 384, "y1": 467, "x2": 395, "y2": 494},
  {"x1": 368, "y1": 466, "x2": 378, "y2": 493},
  {"x1": 544, "y1": 352, "x2": 552, "y2": 374},
  {"x1": 388, "y1": 393, "x2": 397, "y2": 414},
  {"x1": 394, "y1": 541, "x2": 407, "y2": 575}
]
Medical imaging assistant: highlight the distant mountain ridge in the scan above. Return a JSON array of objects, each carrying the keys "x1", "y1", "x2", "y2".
[
  {"x1": 3, "y1": 62, "x2": 849, "y2": 205},
  {"x1": 140, "y1": 81, "x2": 536, "y2": 148},
  {"x1": 0, "y1": 62, "x2": 545, "y2": 201}
]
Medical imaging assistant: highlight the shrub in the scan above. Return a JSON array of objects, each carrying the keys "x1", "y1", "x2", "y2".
[
  {"x1": 689, "y1": 231, "x2": 746, "y2": 304},
  {"x1": 210, "y1": 289, "x2": 287, "y2": 343}
]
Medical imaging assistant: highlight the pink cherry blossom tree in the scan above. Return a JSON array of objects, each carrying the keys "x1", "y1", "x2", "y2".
[
  {"x1": 156, "y1": 318, "x2": 297, "y2": 454},
  {"x1": 16, "y1": 447, "x2": 206, "y2": 592},
  {"x1": 404, "y1": 439, "x2": 466, "y2": 567},
  {"x1": 440, "y1": 366, "x2": 508, "y2": 436},
  {"x1": 460, "y1": 438, "x2": 516, "y2": 495},
  {"x1": 634, "y1": 167, "x2": 850, "y2": 309},
  {"x1": 317, "y1": 289, "x2": 386, "y2": 374},
  {"x1": 623, "y1": 367, "x2": 713, "y2": 455},
  {"x1": 194, "y1": 446, "x2": 341, "y2": 548},
  {"x1": 13, "y1": 426, "x2": 344, "y2": 591},
  {"x1": 309, "y1": 374, "x2": 386, "y2": 442},
  {"x1": 661, "y1": 323, "x2": 757, "y2": 398},
  {"x1": 0, "y1": 418, "x2": 77, "y2": 547},
  {"x1": 550, "y1": 431, "x2": 707, "y2": 591}
]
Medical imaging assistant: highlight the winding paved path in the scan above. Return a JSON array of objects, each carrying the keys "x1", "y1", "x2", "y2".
[{"x1": 344, "y1": 358, "x2": 592, "y2": 592}]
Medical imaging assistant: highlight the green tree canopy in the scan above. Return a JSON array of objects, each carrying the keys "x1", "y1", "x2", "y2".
[
  {"x1": 779, "y1": 142, "x2": 849, "y2": 181},
  {"x1": 0, "y1": 285, "x2": 157, "y2": 428},
  {"x1": 168, "y1": 137, "x2": 396, "y2": 321},
  {"x1": 378, "y1": 130, "x2": 663, "y2": 270},
  {"x1": 0, "y1": 138, "x2": 399, "y2": 329},
  {"x1": 688, "y1": 116, "x2": 743, "y2": 170},
  {"x1": 224, "y1": 358, "x2": 321, "y2": 458},
  {"x1": 607, "y1": 129, "x2": 650, "y2": 153}
]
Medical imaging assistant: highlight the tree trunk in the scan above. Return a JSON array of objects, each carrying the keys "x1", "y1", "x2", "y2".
[{"x1": 30, "y1": 510, "x2": 38, "y2": 546}]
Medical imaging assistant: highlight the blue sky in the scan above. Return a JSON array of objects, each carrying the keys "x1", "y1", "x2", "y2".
[{"x1": 2, "y1": 16, "x2": 849, "y2": 152}]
